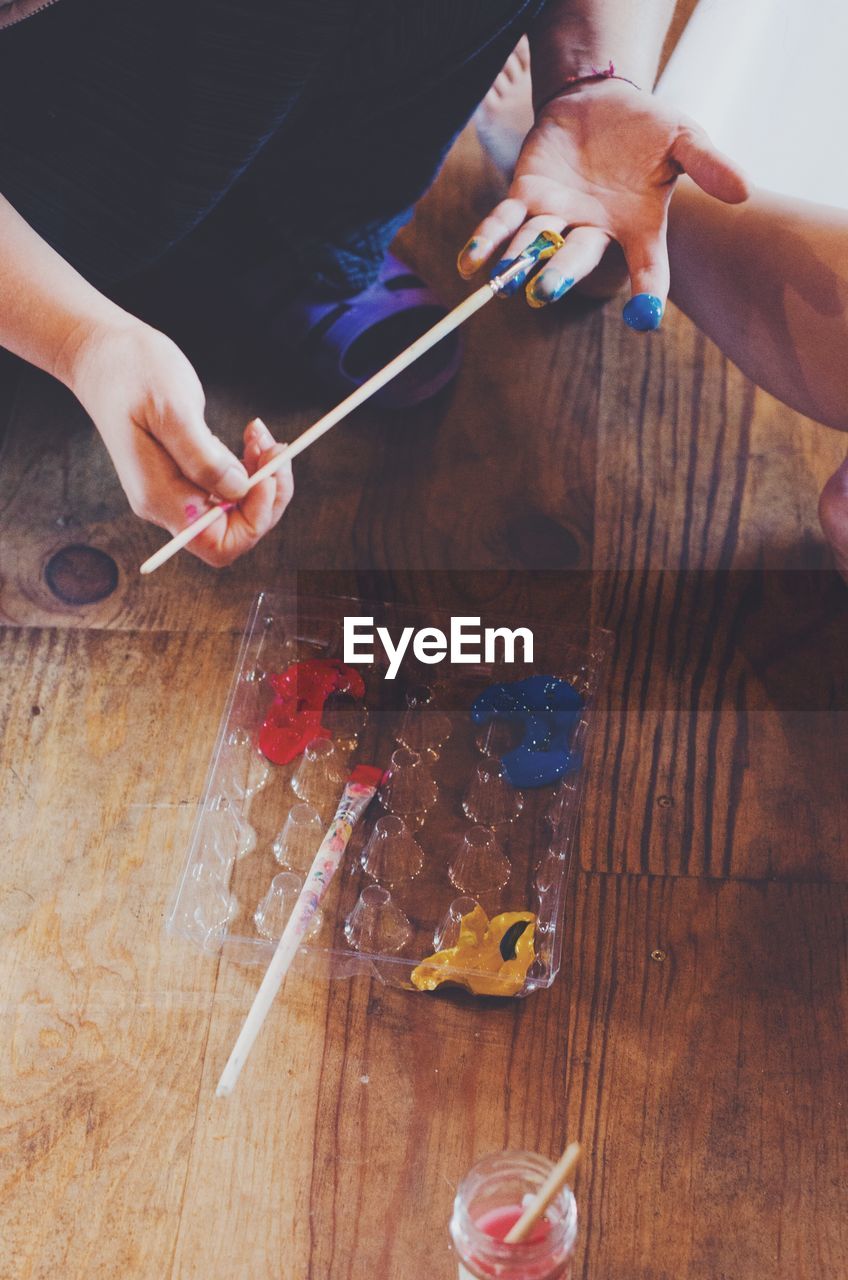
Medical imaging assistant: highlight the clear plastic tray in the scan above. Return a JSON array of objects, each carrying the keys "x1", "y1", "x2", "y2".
[{"x1": 167, "y1": 592, "x2": 611, "y2": 997}]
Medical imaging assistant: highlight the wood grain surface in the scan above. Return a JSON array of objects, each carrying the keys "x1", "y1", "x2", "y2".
[{"x1": 2, "y1": 15, "x2": 847, "y2": 1277}]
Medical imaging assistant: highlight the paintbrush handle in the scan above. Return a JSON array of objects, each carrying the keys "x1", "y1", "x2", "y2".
[
  {"x1": 215, "y1": 818, "x2": 342, "y2": 1098},
  {"x1": 215, "y1": 772, "x2": 381, "y2": 1096},
  {"x1": 140, "y1": 283, "x2": 494, "y2": 575},
  {"x1": 215, "y1": 872, "x2": 314, "y2": 1098}
]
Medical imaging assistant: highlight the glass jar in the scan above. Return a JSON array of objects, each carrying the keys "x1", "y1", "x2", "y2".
[{"x1": 449, "y1": 1151, "x2": 578, "y2": 1280}]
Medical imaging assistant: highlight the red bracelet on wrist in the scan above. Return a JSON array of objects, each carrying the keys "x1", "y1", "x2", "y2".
[{"x1": 536, "y1": 62, "x2": 642, "y2": 112}]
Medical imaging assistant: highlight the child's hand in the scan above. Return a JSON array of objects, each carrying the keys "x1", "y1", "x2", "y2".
[
  {"x1": 458, "y1": 80, "x2": 748, "y2": 328},
  {"x1": 65, "y1": 319, "x2": 293, "y2": 567}
]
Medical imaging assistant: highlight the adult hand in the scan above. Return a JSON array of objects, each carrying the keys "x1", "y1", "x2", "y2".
[
  {"x1": 458, "y1": 80, "x2": 748, "y2": 328},
  {"x1": 65, "y1": 319, "x2": 293, "y2": 566}
]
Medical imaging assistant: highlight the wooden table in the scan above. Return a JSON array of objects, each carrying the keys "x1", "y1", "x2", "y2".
[{"x1": 2, "y1": 117, "x2": 847, "y2": 1278}]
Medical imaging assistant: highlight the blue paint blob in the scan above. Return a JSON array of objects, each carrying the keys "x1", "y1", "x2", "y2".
[
  {"x1": 622, "y1": 293, "x2": 664, "y2": 331},
  {"x1": 471, "y1": 675, "x2": 584, "y2": 789}
]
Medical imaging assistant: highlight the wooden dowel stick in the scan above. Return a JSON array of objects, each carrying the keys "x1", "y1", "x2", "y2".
[
  {"x1": 139, "y1": 282, "x2": 497, "y2": 575},
  {"x1": 504, "y1": 1142, "x2": 583, "y2": 1245}
]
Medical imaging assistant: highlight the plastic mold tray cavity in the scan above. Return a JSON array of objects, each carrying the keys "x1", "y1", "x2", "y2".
[{"x1": 167, "y1": 593, "x2": 611, "y2": 997}]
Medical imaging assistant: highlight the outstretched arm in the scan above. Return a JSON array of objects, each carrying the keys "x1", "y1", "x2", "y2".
[
  {"x1": 668, "y1": 179, "x2": 848, "y2": 433},
  {"x1": 666, "y1": 178, "x2": 848, "y2": 580},
  {"x1": 528, "y1": 0, "x2": 675, "y2": 103},
  {"x1": 0, "y1": 192, "x2": 292, "y2": 566}
]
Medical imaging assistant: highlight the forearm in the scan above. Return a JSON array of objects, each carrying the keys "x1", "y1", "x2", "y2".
[
  {"x1": 0, "y1": 192, "x2": 128, "y2": 387},
  {"x1": 527, "y1": 0, "x2": 676, "y2": 106},
  {"x1": 668, "y1": 179, "x2": 848, "y2": 432}
]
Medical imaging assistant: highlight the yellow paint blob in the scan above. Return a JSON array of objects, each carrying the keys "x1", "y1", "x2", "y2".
[{"x1": 411, "y1": 905, "x2": 536, "y2": 997}]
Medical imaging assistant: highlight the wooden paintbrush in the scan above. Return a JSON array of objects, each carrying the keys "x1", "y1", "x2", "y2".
[
  {"x1": 215, "y1": 762, "x2": 384, "y2": 1097},
  {"x1": 140, "y1": 232, "x2": 564, "y2": 576}
]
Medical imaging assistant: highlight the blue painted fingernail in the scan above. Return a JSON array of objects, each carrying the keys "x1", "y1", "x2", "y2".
[
  {"x1": 622, "y1": 293, "x2": 664, "y2": 331},
  {"x1": 491, "y1": 257, "x2": 527, "y2": 297},
  {"x1": 526, "y1": 271, "x2": 575, "y2": 308}
]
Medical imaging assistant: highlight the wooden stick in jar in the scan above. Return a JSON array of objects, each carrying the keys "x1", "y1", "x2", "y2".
[{"x1": 504, "y1": 1142, "x2": 583, "y2": 1245}]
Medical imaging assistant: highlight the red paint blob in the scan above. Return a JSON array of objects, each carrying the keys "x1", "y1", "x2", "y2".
[{"x1": 259, "y1": 660, "x2": 366, "y2": 765}]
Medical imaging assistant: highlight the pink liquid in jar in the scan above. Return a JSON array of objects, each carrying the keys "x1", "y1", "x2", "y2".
[
  {"x1": 476, "y1": 1206, "x2": 552, "y2": 1245},
  {"x1": 451, "y1": 1151, "x2": 577, "y2": 1280},
  {"x1": 458, "y1": 1207, "x2": 569, "y2": 1280}
]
